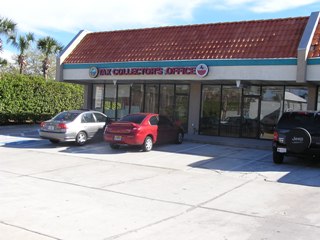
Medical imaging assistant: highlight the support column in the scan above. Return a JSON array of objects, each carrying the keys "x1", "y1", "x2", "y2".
[
  {"x1": 188, "y1": 82, "x2": 201, "y2": 134},
  {"x1": 307, "y1": 84, "x2": 317, "y2": 110},
  {"x1": 83, "y1": 84, "x2": 93, "y2": 110},
  {"x1": 297, "y1": 12, "x2": 320, "y2": 83}
]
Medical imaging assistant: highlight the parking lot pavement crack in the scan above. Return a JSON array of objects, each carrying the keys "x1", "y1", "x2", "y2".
[
  {"x1": 0, "y1": 220, "x2": 62, "y2": 240},
  {"x1": 101, "y1": 171, "x2": 175, "y2": 188},
  {"x1": 186, "y1": 178, "x2": 255, "y2": 213},
  {"x1": 26, "y1": 175, "x2": 194, "y2": 207},
  {"x1": 103, "y1": 210, "x2": 192, "y2": 240}
]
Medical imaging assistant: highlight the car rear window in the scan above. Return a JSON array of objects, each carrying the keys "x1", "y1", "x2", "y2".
[
  {"x1": 277, "y1": 112, "x2": 320, "y2": 129},
  {"x1": 120, "y1": 115, "x2": 147, "y2": 124},
  {"x1": 53, "y1": 112, "x2": 80, "y2": 121}
]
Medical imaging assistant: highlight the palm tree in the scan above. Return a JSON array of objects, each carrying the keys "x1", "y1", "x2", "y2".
[
  {"x1": 0, "y1": 57, "x2": 7, "y2": 66},
  {"x1": 37, "y1": 36, "x2": 63, "y2": 80},
  {"x1": 0, "y1": 16, "x2": 16, "y2": 52},
  {"x1": 9, "y1": 32, "x2": 35, "y2": 74}
]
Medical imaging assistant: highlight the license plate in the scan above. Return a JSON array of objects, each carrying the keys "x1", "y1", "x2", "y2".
[
  {"x1": 48, "y1": 126, "x2": 55, "y2": 131},
  {"x1": 277, "y1": 147, "x2": 287, "y2": 153},
  {"x1": 114, "y1": 136, "x2": 122, "y2": 141}
]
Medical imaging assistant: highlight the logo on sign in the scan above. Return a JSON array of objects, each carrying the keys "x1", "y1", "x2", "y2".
[
  {"x1": 196, "y1": 64, "x2": 209, "y2": 78},
  {"x1": 89, "y1": 66, "x2": 98, "y2": 78}
]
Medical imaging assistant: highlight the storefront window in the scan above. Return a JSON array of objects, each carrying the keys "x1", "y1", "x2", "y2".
[
  {"x1": 220, "y1": 86, "x2": 242, "y2": 137},
  {"x1": 176, "y1": 85, "x2": 190, "y2": 94},
  {"x1": 243, "y1": 85, "x2": 260, "y2": 96},
  {"x1": 284, "y1": 87, "x2": 308, "y2": 112},
  {"x1": 159, "y1": 84, "x2": 174, "y2": 118},
  {"x1": 117, "y1": 84, "x2": 130, "y2": 119},
  {"x1": 145, "y1": 84, "x2": 159, "y2": 113},
  {"x1": 260, "y1": 86, "x2": 284, "y2": 139},
  {"x1": 92, "y1": 84, "x2": 104, "y2": 112},
  {"x1": 242, "y1": 96, "x2": 260, "y2": 138},
  {"x1": 131, "y1": 84, "x2": 144, "y2": 114},
  {"x1": 317, "y1": 87, "x2": 320, "y2": 110},
  {"x1": 104, "y1": 84, "x2": 117, "y2": 120},
  {"x1": 174, "y1": 85, "x2": 189, "y2": 131},
  {"x1": 200, "y1": 85, "x2": 221, "y2": 135}
]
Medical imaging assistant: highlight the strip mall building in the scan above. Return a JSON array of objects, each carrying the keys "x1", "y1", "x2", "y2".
[{"x1": 56, "y1": 12, "x2": 320, "y2": 140}]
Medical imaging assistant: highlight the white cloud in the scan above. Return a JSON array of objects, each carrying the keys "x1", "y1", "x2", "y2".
[
  {"x1": 2, "y1": 0, "x2": 320, "y2": 37},
  {"x1": 0, "y1": 49, "x2": 16, "y2": 63},
  {"x1": 219, "y1": 0, "x2": 320, "y2": 12},
  {"x1": 248, "y1": 0, "x2": 320, "y2": 13},
  {"x1": 2, "y1": 0, "x2": 205, "y2": 35}
]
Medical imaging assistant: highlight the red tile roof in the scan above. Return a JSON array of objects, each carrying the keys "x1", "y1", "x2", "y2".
[
  {"x1": 309, "y1": 21, "x2": 320, "y2": 58},
  {"x1": 64, "y1": 17, "x2": 310, "y2": 64}
]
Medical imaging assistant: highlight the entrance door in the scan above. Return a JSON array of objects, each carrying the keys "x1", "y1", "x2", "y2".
[
  {"x1": 241, "y1": 96, "x2": 260, "y2": 138},
  {"x1": 175, "y1": 94, "x2": 189, "y2": 132}
]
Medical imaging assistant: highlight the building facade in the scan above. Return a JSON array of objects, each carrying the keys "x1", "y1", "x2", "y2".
[{"x1": 57, "y1": 12, "x2": 320, "y2": 139}]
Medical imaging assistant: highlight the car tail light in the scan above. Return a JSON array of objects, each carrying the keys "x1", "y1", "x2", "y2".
[
  {"x1": 131, "y1": 126, "x2": 141, "y2": 134},
  {"x1": 273, "y1": 130, "x2": 279, "y2": 141},
  {"x1": 57, "y1": 123, "x2": 68, "y2": 129},
  {"x1": 40, "y1": 122, "x2": 46, "y2": 128}
]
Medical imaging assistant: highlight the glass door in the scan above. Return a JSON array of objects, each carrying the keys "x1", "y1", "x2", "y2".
[
  {"x1": 175, "y1": 94, "x2": 189, "y2": 132},
  {"x1": 241, "y1": 96, "x2": 260, "y2": 138}
]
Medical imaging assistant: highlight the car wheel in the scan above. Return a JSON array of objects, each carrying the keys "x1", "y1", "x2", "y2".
[
  {"x1": 109, "y1": 143, "x2": 120, "y2": 149},
  {"x1": 273, "y1": 149, "x2": 284, "y2": 164},
  {"x1": 176, "y1": 132, "x2": 184, "y2": 144},
  {"x1": 142, "y1": 136, "x2": 153, "y2": 152},
  {"x1": 286, "y1": 127, "x2": 311, "y2": 153},
  {"x1": 76, "y1": 131, "x2": 87, "y2": 146},
  {"x1": 49, "y1": 139, "x2": 60, "y2": 144}
]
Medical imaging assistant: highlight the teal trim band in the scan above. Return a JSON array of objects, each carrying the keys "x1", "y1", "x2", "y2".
[
  {"x1": 63, "y1": 58, "x2": 297, "y2": 69},
  {"x1": 307, "y1": 58, "x2": 320, "y2": 65}
]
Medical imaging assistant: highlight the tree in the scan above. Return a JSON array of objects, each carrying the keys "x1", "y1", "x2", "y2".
[
  {"x1": 0, "y1": 16, "x2": 16, "y2": 52},
  {"x1": 9, "y1": 32, "x2": 35, "y2": 74},
  {"x1": 23, "y1": 46, "x2": 57, "y2": 79},
  {"x1": 37, "y1": 37, "x2": 63, "y2": 80},
  {"x1": 0, "y1": 57, "x2": 7, "y2": 66}
]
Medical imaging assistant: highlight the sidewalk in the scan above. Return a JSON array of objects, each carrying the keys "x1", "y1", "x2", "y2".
[{"x1": 184, "y1": 133, "x2": 272, "y2": 150}]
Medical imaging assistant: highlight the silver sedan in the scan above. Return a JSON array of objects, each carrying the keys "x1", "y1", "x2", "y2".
[{"x1": 39, "y1": 110, "x2": 110, "y2": 145}]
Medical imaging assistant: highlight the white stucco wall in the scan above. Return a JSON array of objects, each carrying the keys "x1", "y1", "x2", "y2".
[{"x1": 306, "y1": 64, "x2": 320, "y2": 81}]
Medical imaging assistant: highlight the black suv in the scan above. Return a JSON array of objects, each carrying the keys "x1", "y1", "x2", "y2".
[{"x1": 272, "y1": 111, "x2": 320, "y2": 164}]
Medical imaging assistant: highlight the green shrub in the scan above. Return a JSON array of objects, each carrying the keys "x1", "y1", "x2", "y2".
[{"x1": 0, "y1": 73, "x2": 84, "y2": 125}]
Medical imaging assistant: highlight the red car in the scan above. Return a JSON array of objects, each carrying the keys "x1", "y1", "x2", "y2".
[{"x1": 104, "y1": 113, "x2": 184, "y2": 151}]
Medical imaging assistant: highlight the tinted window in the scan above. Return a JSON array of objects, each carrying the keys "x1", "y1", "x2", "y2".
[
  {"x1": 277, "y1": 112, "x2": 319, "y2": 129},
  {"x1": 149, "y1": 116, "x2": 159, "y2": 125},
  {"x1": 120, "y1": 114, "x2": 146, "y2": 124},
  {"x1": 53, "y1": 112, "x2": 80, "y2": 121},
  {"x1": 158, "y1": 115, "x2": 172, "y2": 126},
  {"x1": 94, "y1": 112, "x2": 107, "y2": 122}
]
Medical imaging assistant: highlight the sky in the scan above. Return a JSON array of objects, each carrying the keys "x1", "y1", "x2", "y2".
[{"x1": 2, "y1": 0, "x2": 320, "y2": 62}]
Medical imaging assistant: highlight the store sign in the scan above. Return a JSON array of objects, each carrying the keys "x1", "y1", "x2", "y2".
[
  {"x1": 196, "y1": 64, "x2": 209, "y2": 78},
  {"x1": 89, "y1": 64, "x2": 208, "y2": 78}
]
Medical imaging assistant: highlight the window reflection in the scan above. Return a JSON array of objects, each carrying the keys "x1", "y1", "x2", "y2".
[
  {"x1": 159, "y1": 84, "x2": 174, "y2": 118},
  {"x1": 284, "y1": 87, "x2": 308, "y2": 112},
  {"x1": 220, "y1": 86, "x2": 242, "y2": 137},
  {"x1": 200, "y1": 85, "x2": 221, "y2": 135},
  {"x1": 104, "y1": 84, "x2": 117, "y2": 120},
  {"x1": 260, "y1": 87, "x2": 283, "y2": 139},
  {"x1": 145, "y1": 84, "x2": 159, "y2": 113},
  {"x1": 92, "y1": 84, "x2": 104, "y2": 112},
  {"x1": 117, "y1": 84, "x2": 130, "y2": 119},
  {"x1": 131, "y1": 84, "x2": 144, "y2": 114}
]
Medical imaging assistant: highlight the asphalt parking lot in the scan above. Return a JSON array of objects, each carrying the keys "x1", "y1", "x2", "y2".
[{"x1": 1, "y1": 125, "x2": 320, "y2": 240}]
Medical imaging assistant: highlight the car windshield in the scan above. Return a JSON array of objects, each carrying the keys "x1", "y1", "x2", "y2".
[
  {"x1": 119, "y1": 115, "x2": 146, "y2": 124},
  {"x1": 53, "y1": 112, "x2": 80, "y2": 122}
]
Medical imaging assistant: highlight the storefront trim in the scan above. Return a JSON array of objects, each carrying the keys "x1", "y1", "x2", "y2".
[{"x1": 63, "y1": 58, "x2": 297, "y2": 70}]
